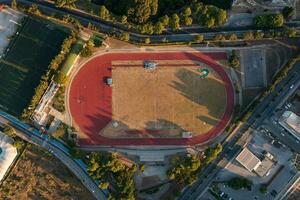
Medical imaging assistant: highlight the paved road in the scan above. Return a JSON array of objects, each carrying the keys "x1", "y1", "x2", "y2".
[
  {"x1": 0, "y1": 112, "x2": 106, "y2": 200},
  {"x1": 3, "y1": 0, "x2": 300, "y2": 43},
  {"x1": 179, "y1": 61, "x2": 300, "y2": 200}
]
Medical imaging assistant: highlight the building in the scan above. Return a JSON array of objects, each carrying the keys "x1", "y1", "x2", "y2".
[
  {"x1": 279, "y1": 111, "x2": 300, "y2": 140},
  {"x1": 0, "y1": 131, "x2": 17, "y2": 181},
  {"x1": 236, "y1": 148, "x2": 261, "y2": 172}
]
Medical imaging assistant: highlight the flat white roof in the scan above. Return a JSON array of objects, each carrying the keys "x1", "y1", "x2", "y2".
[
  {"x1": 0, "y1": 131, "x2": 17, "y2": 181},
  {"x1": 236, "y1": 148, "x2": 261, "y2": 172},
  {"x1": 280, "y1": 111, "x2": 300, "y2": 134}
]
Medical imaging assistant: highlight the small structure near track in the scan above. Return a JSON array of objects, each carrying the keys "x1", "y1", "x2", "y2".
[
  {"x1": 106, "y1": 77, "x2": 113, "y2": 86},
  {"x1": 198, "y1": 68, "x2": 209, "y2": 79},
  {"x1": 144, "y1": 61, "x2": 158, "y2": 69}
]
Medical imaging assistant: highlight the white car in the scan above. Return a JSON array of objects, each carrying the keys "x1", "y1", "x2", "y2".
[{"x1": 290, "y1": 84, "x2": 294, "y2": 89}]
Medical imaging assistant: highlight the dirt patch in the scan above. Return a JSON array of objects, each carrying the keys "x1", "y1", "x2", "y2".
[
  {"x1": 0, "y1": 145, "x2": 94, "y2": 200},
  {"x1": 105, "y1": 37, "x2": 137, "y2": 49},
  {"x1": 101, "y1": 65, "x2": 226, "y2": 138}
]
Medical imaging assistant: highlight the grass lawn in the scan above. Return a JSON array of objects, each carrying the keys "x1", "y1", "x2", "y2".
[
  {"x1": 0, "y1": 17, "x2": 69, "y2": 116},
  {"x1": 61, "y1": 38, "x2": 84, "y2": 75}
]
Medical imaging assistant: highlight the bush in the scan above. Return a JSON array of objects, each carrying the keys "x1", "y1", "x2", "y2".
[
  {"x1": 260, "y1": 184, "x2": 267, "y2": 194},
  {"x1": 254, "y1": 14, "x2": 284, "y2": 28},
  {"x1": 227, "y1": 177, "x2": 253, "y2": 190}
]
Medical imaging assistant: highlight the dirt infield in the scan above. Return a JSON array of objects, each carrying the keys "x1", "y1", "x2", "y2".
[{"x1": 69, "y1": 51, "x2": 234, "y2": 146}]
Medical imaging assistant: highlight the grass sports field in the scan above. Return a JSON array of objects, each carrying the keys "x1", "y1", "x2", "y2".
[
  {"x1": 69, "y1": 52, "x2": 234, "y2": 146},
  {"x1": 102, "y1": 63, "x2": 226, "y2": 138},
  {"x1": 0, "y1": 17, "x2": 69, "y2": 116}
]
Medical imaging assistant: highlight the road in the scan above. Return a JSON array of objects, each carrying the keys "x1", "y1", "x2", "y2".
[
  {"x1": 179, "y1": 61, "x2": 300, "y2": 200},
  {"x1": 2, "y1": 0, "x2": 300, "y2": 43},
  {"x1": 0, "y1": 111, "x2": 106, "y2": 200}
]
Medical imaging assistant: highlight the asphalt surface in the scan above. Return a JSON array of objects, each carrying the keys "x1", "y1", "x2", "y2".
[
  {"x1": 179, "y1": 61, "x2": 300, "y2": 200},
  {"x1": 0, "y1": 112, "x2": 107, "y2": 200}
]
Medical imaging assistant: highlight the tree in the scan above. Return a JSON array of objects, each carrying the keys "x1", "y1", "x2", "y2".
[
  {"x1": 138, "y1": 23, "x2": 154, "y2": 34},
  {"x1": 28, "y1": 4, "x2": 42, "y2": 16},
  {"x1": 150, "y1": 0, "x2": 158, "y2": 16},
  {"x1": 139, "y1": 164, "x2": 145, "y2": 172},
  {"x1": 243, "y1": 32, "x2": 254, "y2": 40},
  {"x1": 160, "y1": 15, "x2": 169, "y2": 27},
  {"x1": 183, "y1": 7, "x2": 192, "y2": 17},
  {"x1": 254, "y1": 14, "x2": 284, "y2": 28},
  {"x1": 145, "y1": 37, "x2": 151, "y2": 44},
  {"x1": 195, "y1": 34, "x2": 204, "y2": 43},
  {"x1": 99, "y1": 5, "x2": 110, "y2": 20},
  {"x1": 205, "y1": 17, "x2": 215, "y2": 28},
  {"x1": 169, "y1": 13, "x2": 180, "y2": 31},
  {"x1": 120, "y1": 32, "x2": 130, "y2": 41},
  {"x1": 54, "y1": 71, "x2": 67, "y2": 84},
  {"x1": 282, "y1": 6, "x2": 294, "y2": 21},
  {"x1": 216, "y1": 9, "x2": 227, "y2": 25},
  {"x1": 228, "y1": 33, "x2": 238, "y2": 41},
  {"x1": 81, "y1": 41, "x2": 94, "y2": 57},
  {"x1": 69, "y1": 148, "x2": 83, "y2": 159},
  {"x1": 213, "y1": 34, "x2": 225, "y2": 41},
  {"x1": 167, "y1": 155, "x2": 201, "y2": 186},
  {"x1": 254, "y1": 31, "x2": 264, "y2": 40},
  {"x1": 204, "y1": 143, "x2": 222, "y2": 165},
  {"x1": 121, "y1": 15, "x2": 127, "y2": 24},
  {"x1": 54, "y1": 0, "x2": 77, "y2": 8},
  {"x1": 284, "y1": 27, "x2": 298, "y2": 38},
  {"x1": 229, "y1": 50, "x2": 240, "y2": 69},
  {"x1": 87, "y1": 152, "x2": 137, "y2": 199},
  {"x1": 99, "y1": 182, "x2": 109, "y2": 189},
  {"x1": 183, "y1": 17, "x2": 193, "y2": 26},
  {"x1": 227, "y1": 177, "x2": 253, "y2": 190},
  {"x1": 52, "y1": 124, "x2": 67, "y2": 138},
  {"x1": 129, "y1": 0, "x2": 151, "y2": 24},
  {"x1": 14, "y1": 139, "x2": 24, "y2": 150},
  {"x1": 11, "y1": 0, "x2": 17, "y2": 9},
  {"x1": 3, "y1": 126, "x2": 16, "y2": 137},
  {"x1": 259, "y1": 184, "x2": 267, "y2": 194},
  {"x1": 153, "y1": 21, "x2": 164, "y2": 34}
]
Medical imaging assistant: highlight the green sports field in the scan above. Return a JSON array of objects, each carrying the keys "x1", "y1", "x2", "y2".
[{"x1": 0, "y1": 17, "x2": 69, "y2": 116}]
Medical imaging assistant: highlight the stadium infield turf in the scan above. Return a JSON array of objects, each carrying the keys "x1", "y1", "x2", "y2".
[
  {"x1": 0, "y1": 17, "x2": 69, "y2": 116},
  {"x1": 69, "y1": 51, "x2": 234, "y2": 146}
]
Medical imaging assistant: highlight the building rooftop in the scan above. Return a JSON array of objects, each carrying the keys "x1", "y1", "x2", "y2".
[
  {"x1": 0, "y1": 131, "x2": 17, "y2": 181},
  {"x1": 279, "y1": 111, "x2": 300, "y2": 138},
  {"x1": 236, "y1": 148, "x2": 261, "y2": 172}
]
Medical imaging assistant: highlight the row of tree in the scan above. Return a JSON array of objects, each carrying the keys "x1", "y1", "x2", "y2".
[
  {"x1": 254, "y1": 14, "x2": 284, "y2": 29},
  {"x1": 167, "y1": 143, "x2": 223, "y2": 186}
]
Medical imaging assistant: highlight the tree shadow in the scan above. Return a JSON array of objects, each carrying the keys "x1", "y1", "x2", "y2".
[
  {"x1": 169, "y1": 68, "x2": 225, "y2": 119},
  {"x1": 144, "y1": 118, "x2": 186, "y2": 131},
  {"x1": 197, "y1": 115, "x2": 219, "y2": 126}
]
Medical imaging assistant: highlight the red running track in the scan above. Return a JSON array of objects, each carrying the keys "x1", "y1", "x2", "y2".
[{"x1": 69, "y1": 51, "x2": 234, "y2": 146}]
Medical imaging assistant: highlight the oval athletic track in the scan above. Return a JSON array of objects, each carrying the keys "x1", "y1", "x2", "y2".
[{"x1": 69, "y1": 51, "x2": 234, "y2": 146}]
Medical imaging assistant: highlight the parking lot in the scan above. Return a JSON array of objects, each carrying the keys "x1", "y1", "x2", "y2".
[{"x1": 203, "y1": 130, "x2": 297, "y2": 200}]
